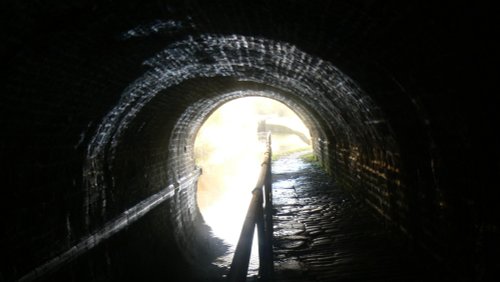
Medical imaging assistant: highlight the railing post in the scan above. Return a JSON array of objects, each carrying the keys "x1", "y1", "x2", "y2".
[
  {"x1": 227, "y1": 132, "x2": 273, "y2": 282},
  {"x1": 227, "y1": 189, "x2": 261, "y2": 282},
  {"x1": 261, "y1": 133, "x2": 274, "y2": 281},
  {"x1": 255, "y1": 192, "x2": 266, "y2": 280}
]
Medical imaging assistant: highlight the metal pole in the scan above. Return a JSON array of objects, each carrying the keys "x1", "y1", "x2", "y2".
[
  {"x1": 227, "y1": 188, "x2": 261, "y2": 282},
  {"x1": 227, "y1": 132, "x2": 274, "y2": 282},
  {"x1": 255, "y1": 193, "x2": 266, "y2": 280},
  {"x1": 263, "y1": 133, "x2": 274, "y2": 280}
]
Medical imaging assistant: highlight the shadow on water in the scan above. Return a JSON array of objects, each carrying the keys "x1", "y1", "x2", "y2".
[
  {"x1": 198, "y1": 151, "x2": 314, "y2": 282},
  {"x1": 187, "y1": 221, "x2": 231, "y2": 282}
]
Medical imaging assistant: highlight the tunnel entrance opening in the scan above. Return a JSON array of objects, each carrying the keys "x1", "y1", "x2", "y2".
[
  {"x1": 77, "y1": 33, "x2": 401, "y2": 280},
  {"x1": 193, "y1": 96, "x2": 311, "y2": 272}
]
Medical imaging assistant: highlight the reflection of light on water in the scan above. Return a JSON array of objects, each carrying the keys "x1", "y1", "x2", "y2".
[
  {"x1": 194, "y1": 96, "x2": 312, "y2": 276},
  {"x1": 201, "y1": 155, "x2": 262, "y2": 276},
  {"x1": 199, "y1": 133, "x2": 264, "y2": 275},
  {"x1": 273, "y1": 179, "x2": 297, "y2": 189},
  {"x1": 272, "y1": 151, "x2": 312, "y2": 174},
  {"x1": 203, "y1": 187, "x2": 252, "y2": 245}
]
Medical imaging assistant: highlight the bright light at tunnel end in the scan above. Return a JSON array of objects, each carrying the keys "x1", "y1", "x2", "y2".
[{"x1": 194, "y1": 96, "x2": 311, "y2": 250}]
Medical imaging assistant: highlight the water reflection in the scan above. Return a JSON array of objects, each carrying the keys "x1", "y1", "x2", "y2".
[
  {"x1": 194, "y1": 96, "x2": 311, "y2": 277},
  {"x1": 272, "y1": 152, "x2": 312, "y2": 174}
]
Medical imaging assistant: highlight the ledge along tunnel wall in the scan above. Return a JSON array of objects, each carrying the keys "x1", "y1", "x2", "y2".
[{"x1": 1, "y1": 1, "x2": 495, "y2": 281}]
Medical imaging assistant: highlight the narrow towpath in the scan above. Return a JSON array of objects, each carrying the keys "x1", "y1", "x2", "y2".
[{"x1": 271, "y1": 152, "x2": 439, "y2": 282}]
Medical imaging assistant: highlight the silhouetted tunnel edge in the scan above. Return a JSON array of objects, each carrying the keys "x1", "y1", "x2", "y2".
[
  {"x1": 12, "y1": 34, "x2": 407, "y2": 281},
  {"x1": 6, "y1": 1, "x2": 494, "y2": 275}
]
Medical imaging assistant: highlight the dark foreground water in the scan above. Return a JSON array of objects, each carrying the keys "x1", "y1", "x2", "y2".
[
  {"x1": 206, "y1": 151, "x2": 443, "y2": 281},
  {"x1": 271, "y1": 152, "x2": 443, "y2": 282}
]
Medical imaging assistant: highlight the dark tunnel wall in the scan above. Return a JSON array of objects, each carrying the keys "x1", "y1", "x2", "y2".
[{"x1": 1, "y1": 1, "x2": 496, "y2": 281}]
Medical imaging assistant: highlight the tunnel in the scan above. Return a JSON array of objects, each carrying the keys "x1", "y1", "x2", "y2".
[{"x1": 1, "y1": 1, "x2": 496, "y2": 281}]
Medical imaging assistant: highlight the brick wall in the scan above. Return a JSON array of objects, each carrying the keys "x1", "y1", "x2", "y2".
[{"x1": 2, "y1": 1, "x2": 494, "y2": 281}]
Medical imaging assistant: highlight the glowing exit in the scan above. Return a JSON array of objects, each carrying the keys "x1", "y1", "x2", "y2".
[{"x1": 194, "y1": 96, "x2": 311, "y2": 247}]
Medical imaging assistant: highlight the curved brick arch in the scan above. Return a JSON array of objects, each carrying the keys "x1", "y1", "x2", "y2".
[{"x1": 2, "y1": 1, "x2": 493, "y2": 281}]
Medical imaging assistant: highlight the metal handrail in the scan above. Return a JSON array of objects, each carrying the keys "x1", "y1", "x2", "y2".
[{"x1": 227, "y1": 133, "x2": 273, "y2": 282}]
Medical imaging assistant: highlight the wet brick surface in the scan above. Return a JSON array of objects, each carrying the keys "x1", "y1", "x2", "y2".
[{"x1": 271, "y1": 153, "x2": 439, "y2": 282}]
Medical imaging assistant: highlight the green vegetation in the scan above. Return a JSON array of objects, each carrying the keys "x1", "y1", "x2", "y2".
[
  {"x1": 271, "y1": 149, "x2": 324, "y2": 171},
  {"x1": 300, "y1": 152, "x2": 316, "y2": 163},
  {"x1": 300, "y1": 152, "x2": 324, "y2": 170},
  {"x1": 271, "y1": 147, "x2": 311, "y2": 161}
]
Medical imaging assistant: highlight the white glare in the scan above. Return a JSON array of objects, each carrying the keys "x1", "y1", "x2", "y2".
[{"x1": 194, "y1": 96, "x2": 311, "y2": 271}]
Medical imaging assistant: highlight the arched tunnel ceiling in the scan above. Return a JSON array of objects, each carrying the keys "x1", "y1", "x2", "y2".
[
  {"x1": 85, "y1": 34, "x2": 393, "y2": 205},
  {"x1": 2, "y1": 1, "x2": 495, "y2": 281},
  {"x1": 75, "y1": 33, "x2": 400, "y2": 281}
]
